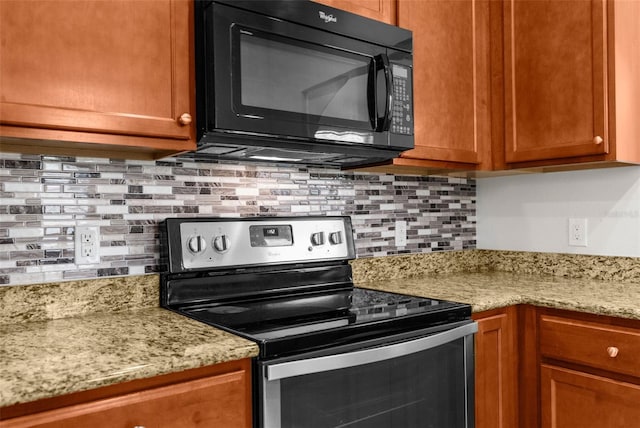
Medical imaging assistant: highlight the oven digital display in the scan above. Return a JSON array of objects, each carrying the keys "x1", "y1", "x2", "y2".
[
  {"x1": 263, "y1": 227, "x2": 279, "y2": 237},
  {"x1": 250, "y1": 225, "x2": 293, "y2": 247}
]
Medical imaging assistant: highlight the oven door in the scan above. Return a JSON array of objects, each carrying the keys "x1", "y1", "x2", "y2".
[{"x1": 258, "y1": 321, "x2": 477, "y2": 428}]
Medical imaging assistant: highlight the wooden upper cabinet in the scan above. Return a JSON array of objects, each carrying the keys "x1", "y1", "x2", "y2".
[
  {"x1": 397, "y1": 0, "x2": 491, "y2": 170},
  {"x1": 357, "y1": 0, "x2": 493, "y2": 175},
  {"x1": 503, "y1": 0, "x2": 607, "y2": 163},
  {"x1": 312, "y1": 0, "x2": 397, "y2": 25},
  {"x1": 502, "y1": 0, "x2": 640, "y2": 168},
  {"x1": 0, "y1": 0, "x2": 195, "y2": 160}
]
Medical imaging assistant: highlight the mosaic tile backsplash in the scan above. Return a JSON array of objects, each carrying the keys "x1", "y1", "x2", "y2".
[{"x1": 0, "y1": 153, "x2": 476, "y2": 286}]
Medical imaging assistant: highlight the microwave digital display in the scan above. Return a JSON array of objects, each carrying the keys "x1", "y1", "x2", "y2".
[{"x1": 392, "y1": 64, "x2": 408, "y2": 79}]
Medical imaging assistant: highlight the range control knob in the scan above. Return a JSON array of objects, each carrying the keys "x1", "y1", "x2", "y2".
[
  {"x1": 329, "y1": 231, "x2": 342, "y2": 245},
  {"x1": 310, "y1": 232, "x2": 325, "y2": 246},
  {"x1": 213, "y1": 235, "x2": 230, "y2": 253},
  {"x1": 187, "y1": 235, "x2": 207, "y2": 254}
]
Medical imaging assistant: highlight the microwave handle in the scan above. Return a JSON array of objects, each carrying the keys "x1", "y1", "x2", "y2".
[
  {"x1": 368, "y1": 54, "x2": 394, "y2": 132},
  {"x1": 264, "y1": 321, "x2": 478, "y2": 381}
]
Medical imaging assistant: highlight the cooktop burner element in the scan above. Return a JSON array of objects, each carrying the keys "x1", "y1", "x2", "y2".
[{"x1": 160, "y1": 216, "x2": 471, "y2": 359}]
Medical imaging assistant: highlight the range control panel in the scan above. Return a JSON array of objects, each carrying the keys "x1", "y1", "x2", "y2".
[{"x1": 165, "y1": 217, "x2": 355, "y2": 272}]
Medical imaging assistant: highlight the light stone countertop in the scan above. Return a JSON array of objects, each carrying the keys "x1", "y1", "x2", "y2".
[
  {"x1": 356, "y1": 271, "x2": 640, "y2": 320},
  {"x1": 0, "y1": 307, "x2": 258, "y2": 408},
  {"x1": 1, "y1": 250, "x2": 639, "y2": 410}
]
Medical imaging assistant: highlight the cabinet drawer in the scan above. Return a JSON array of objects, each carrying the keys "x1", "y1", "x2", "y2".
[{"x1": 540, "y1": 315, "x2": 640, "y2": 378}]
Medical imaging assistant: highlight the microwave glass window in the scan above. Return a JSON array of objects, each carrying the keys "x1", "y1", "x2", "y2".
[{"x1": 239, "y1": 31, "x2": 370, "y2": 123}]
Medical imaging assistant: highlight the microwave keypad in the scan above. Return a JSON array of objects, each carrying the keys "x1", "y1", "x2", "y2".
[{"x1": 391, "y1": 65, "x2": 412, "y2": 135}]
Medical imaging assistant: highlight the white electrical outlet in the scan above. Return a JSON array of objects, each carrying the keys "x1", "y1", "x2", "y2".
[
  {"x1": 75, "y1": 226, "x2": 100, "y2": 264},
  {"x1": 568, "y1": 218, "x2": 588, "y2": 247},
  {"x1": 395, "y1": 220, "x2": 407, "y2": 247}
]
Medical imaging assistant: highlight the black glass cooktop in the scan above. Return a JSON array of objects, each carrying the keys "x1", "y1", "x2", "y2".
[{"x1": 177, "y1": 287, "x2": 471, "y2": 358}]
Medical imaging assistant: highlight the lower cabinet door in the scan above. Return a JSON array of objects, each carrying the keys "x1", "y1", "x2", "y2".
[
  {"x1": 2, "y1": 370, "x2": 249, "y2": 428},
  {"x1": 473, "y1": 307, "x2": 518, "y2": 428},
  {"x1": 541, "y1": 364, "x2": 640, "y2": 428}
]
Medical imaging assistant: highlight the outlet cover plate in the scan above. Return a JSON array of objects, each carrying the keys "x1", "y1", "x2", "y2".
[
  {"x1": 395, "y1": 220, "x2": 407, "y2": 247},
  {"x1": 568, "y1": 218, "x2": 588, "y2": 247},
  {"x1": 75, "y1": 226, "x2": 100, "y2": 264}
]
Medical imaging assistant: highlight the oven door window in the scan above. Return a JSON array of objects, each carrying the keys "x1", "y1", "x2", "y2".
[{"x1": 261, "y1": 334, "x2": 473, "y2": 428}]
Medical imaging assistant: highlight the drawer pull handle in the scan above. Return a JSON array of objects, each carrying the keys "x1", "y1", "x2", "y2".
[
  {"x1": 593, "y1": 135, "x2": 604, "y2": 145},
  {"x1": 607, "y1": 346, "x2": 619, "y2": 358}
]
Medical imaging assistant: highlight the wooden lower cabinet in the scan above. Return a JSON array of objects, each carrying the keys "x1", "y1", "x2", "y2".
[
  {"x1": 475, "y1": 306, "x2": 640, "y2": 428},
  {"x1": 473, "y1": 307, "x2": 518, "y2": 428},
  {"x1": 540, "y1": 364, "x2": 640, "y2": 428},
  {"x1": 1, "y1": 359, "x2": 252, "y2": 428},
  {"x1": 534, "y1": 308, "x2": 640, "y2": 428}
]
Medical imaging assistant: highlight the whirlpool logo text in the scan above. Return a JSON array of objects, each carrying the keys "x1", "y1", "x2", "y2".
[{"x1": 318, "y1": 11, "x2": 337, "y2": 23}]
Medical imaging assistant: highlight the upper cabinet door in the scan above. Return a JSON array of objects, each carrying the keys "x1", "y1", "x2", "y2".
[
  {"x1": 504, "y1": 0, "x2": 608, "y2": 163},
  {"x1": 0, "y1": 0, "x2": 194, "y2": 155},
  {"x1": 312, "y1": 0, "x2": 397, "y2": 25},
  {"x1": 396, "y1": 0, "x2": 491, "y2": 168}
]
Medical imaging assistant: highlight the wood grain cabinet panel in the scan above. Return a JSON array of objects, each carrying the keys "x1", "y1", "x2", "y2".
[
  {"x1": 1, "y1": 367, "x2": 251, "y2": 428},
  {"x1": 502, "y1": 0, "x2": 640, "y2": 168},
  {"x1": 536, "y1": 309, "x2": 640, "y2": 428},
  {"x1": 362, "y1": 0, "x2": 640, "y2": 175},
  {"x1": 503, "y1": 0, "x2": 607, "y2": 163},
  {"x1": 356, "y1": 0, "x2": 493, "y2": 175},
  {"x1": 0, "y1": 0, "x2": 196, "y2": 160},
  {"x1": 540, "y1": 314, "x2": 640, "y2": 378},
  {"x1": 541, "y1": 364, "x2": 640, "y2": 428},
  {"x1": 312, "y1": 0, "x2": 397, "y2": 24},
  {"x1": 473, "y1": 307, "x2": 519, "y2": 428},
  {"x1": 397, "y1": 0, "x2": 491, "y2": 168}
]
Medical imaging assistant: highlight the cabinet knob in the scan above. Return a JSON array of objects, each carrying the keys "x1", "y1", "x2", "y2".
[
  {"x1": 593, "y1": 135, "x2": 604, "y2": 145},
  {"x1": 607, "y1": 346, "x2": 619, "y2": 358},
  {"x1": 178, "y1": 113, "x2": 192, "y2": 126}
]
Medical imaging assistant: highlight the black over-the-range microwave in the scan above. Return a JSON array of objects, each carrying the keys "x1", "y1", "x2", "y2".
[{"x1": 189, "y1": 0, "x2": 414, "y2": 168}]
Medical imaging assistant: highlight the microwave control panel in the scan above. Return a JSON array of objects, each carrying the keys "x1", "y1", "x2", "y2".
[{"x1": 391, "y1": 64, "x2": 413, "y2": 135}]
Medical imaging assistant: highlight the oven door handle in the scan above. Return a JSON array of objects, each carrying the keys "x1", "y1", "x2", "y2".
[{"x1": 265, "y1": 321, "x2": 478, "y2": 381}]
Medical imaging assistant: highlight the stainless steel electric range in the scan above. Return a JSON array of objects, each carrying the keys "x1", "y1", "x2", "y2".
[{"x1": 160, "y1": 216, "x2": 477, "y2": 428}]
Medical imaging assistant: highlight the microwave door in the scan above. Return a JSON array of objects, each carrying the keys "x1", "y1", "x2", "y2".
[{"x1": 222, "y1": 22, "x2": 385, "y2": 142}]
